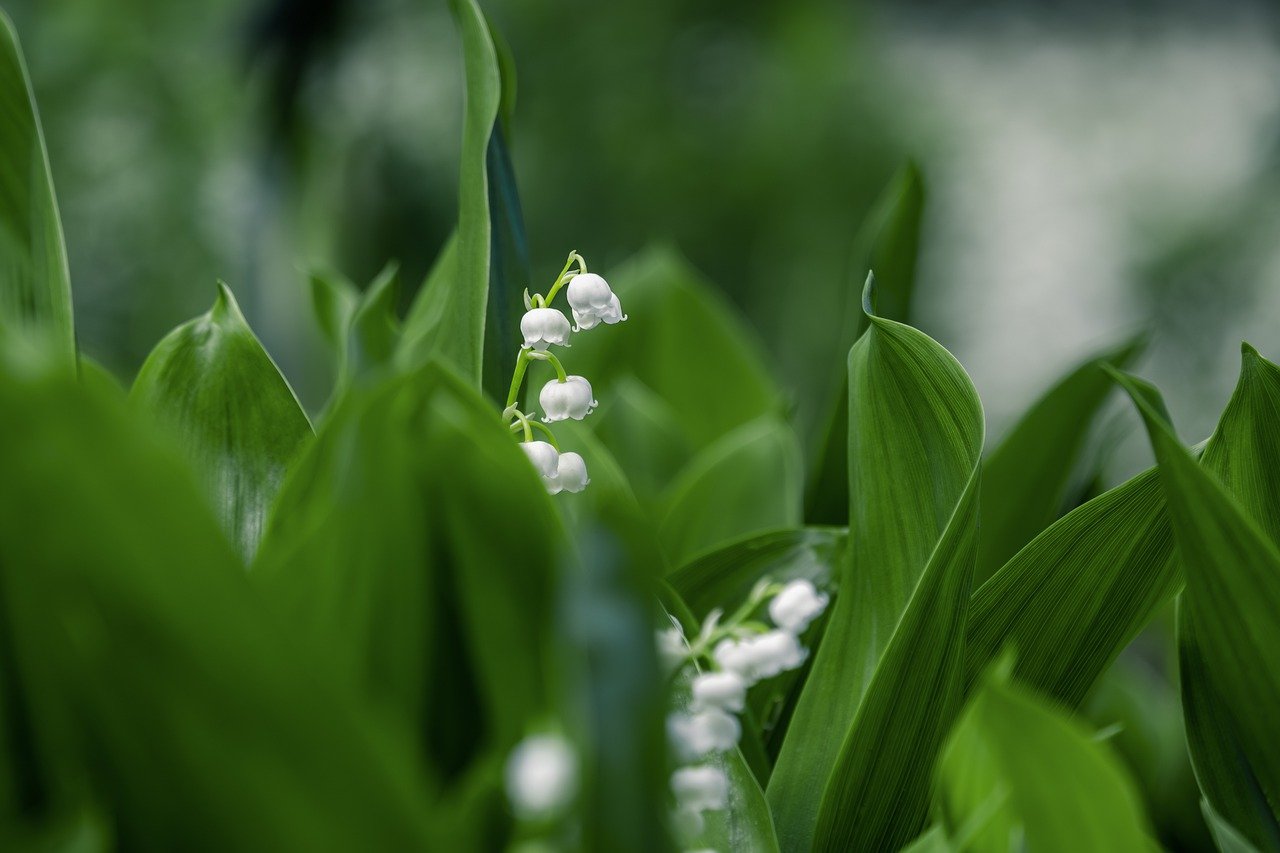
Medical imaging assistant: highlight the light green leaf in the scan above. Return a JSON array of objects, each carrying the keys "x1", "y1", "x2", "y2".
[
  {"x1": 256, "y1": 362, "x2": 564, "y2": 771},
  {"x1": 976, "y1": 334, "x2": 1145, "y2": 582},
  {"x1": 659, "y1": 416, "x2": 803, "y2": 568},
  {"x1": 0, "y1": 353, "x2": 438, "y2": 849},
  {"x1": 308, "y1": 267, "x2": 358, "y2": 357},
  {"x1": 0, "y1": 13, "x2": 74, "y2": 368},
  {"x1": 807, "y1": 162, "x2": 925, "y2": 525},
  {"x1": 588, "y1": 375, "x2": 693, "y2": 507},
  {"x1": 1113, "y1": 362, "x2": 1280, "y2": 851},
  {"x1": 564, "y1": 245, "x2": 782, "y2": 451},
  {"x1": 345, "y1": 261, "x2": 401, "y2": 381},
  {"x1": 770, "y1": 281, "x2": 983, "y2": 851},
  {"x1": 131, "y1": 284, "x2": 312, "y2": 564},
  {"x1": 937, "y1": 667, "x2": 1154, "y2": 853}
]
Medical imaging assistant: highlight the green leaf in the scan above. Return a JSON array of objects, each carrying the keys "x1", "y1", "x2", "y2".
[
  {"x1": 0, "y1": 353, "x2": 438, "y2": 849},
  {"x1": 588, "y1": 375, "x2": 693, "y2": 507},
  {"x1": 256, "y1": 362, "x2": 564, "y2": 774},
  {"x1": 308, "y1": 267, "x2": 359, "y2": 357},
  {"x1": 807, "y1": 161, "x2": 926, "y2": 525},
  {"x1": 976, "y1": 334, "x2": 1145, "y2": 582},
  {"x1": 130, "y1": 284, "x2": 312, "y2": 564},
  {"x1": 658, "y1": 416, "x2": 803, "y2": 568},
  {"x1": 1203, "y1": 799, "x2": 1263, "y2": 853},
  {"x1": 481, "y1": 124, "x2": 530, "y2": 403},
  {"x1": 1113, "y1": 362, "x2": 1280, "y2": 851},
  {"x1": 345, "y1": 262, "x2": 401, "y2": 382},
  {"x1": 564, "y1": 245, "x2": 782, "y2": 451},
  {"x1": 937, "y1": 666, "x2": 1154, "y2": 853},
  {"x1": 0, "y1": 13, "x2": 74, "y2": 368},
  {"x1": 770, "y1": 281, "x2": 984, "y2": 851}
]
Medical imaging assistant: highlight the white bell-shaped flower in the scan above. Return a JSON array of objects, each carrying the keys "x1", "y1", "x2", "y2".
[
  {"x1": 540, "y1": 375, "x2": 597, "y2": 422},
  {"x1": 670, "y1": 766, "x2": 729, "y2": 813},
  {"x1": 567, "y1": 273, "x2": 626, "y2": 331},
  {"x1": 713, "y1": 630, "x2": 808, "y2": 684},
  {"x1": 554, "y1": 451, "x2": 590, "y2": 493},
  {"x1": 768, "y1": 579, "x2": 830, "y2": 634},
  {"x1": 504, "y1": 733, "x2": 578, "y2": 819},
  {"x1": 657, "y1": 624, "x2": 690, "y2": 672},
  {"x1": 521, "y1": 307, "x2": 572, "y2": 350},
  {"x1": 668, "y1": 709, "x2": 741, "y2": 761},
  {"x1": 520, "y1": 441, "x2": 558, "y2": 478},
  {"x1": 691, "y1": 671, "x2": 746, "y2": 714}
]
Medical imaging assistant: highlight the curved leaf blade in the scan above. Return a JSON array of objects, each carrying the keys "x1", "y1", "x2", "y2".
[
  {"x1": 131, "y1": 284, "x2": 312, "y2": 563},
  {"x1": 770, "y1": 280, "x2": 984, "y2": 851},
  {"x1": 0, "y1": 13, "x2": 74, "y2": 367}
]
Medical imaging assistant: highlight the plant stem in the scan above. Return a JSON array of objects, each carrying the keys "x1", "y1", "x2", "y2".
[{"x1": 506, "y1": 349, "x2": 531, "y2": 409}]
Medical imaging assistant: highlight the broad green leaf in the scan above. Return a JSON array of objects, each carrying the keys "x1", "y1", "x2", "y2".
[
  {"x1": 589, "y1": 375, "x2": 693, "y2": 506},
  {"x1": 937, "y1": 667, "x2": 1154, "y2": 853},
  {"x1": 0, "y1": 353, "x2": 438, "y2": 849},
  {"x1": 966, "y1": 345, "x2": 1280, "y2": 712},
  {"x1": 396, "y1": 0, "x2": 501, "y2": 386},
  {"x1": 1204, "y1": 799, "x2": 1263, "y2": 853},
  {"x1": 131, "y1": 284, "x2": 312, "y2": 564},
  {"x1": 0, "y1": 13, "x2": 74, "y2": 368},
  {"x1": 1113, "y1": 364, "x2": 1280, "y2": 851},
  {"x1": 976, "y1": 334, "x2": 1145, "y2": 582},
  {"x1": 256, "y1": 362, "x2": 564, "y2": 777},
  {"x1": 770, "y1": 282, "x2": 983, "y2": 851},
  {"x1": 807, "y1": 162, "x2": 925, "y2": 525},
  {"x1": 658, "y1": 416, "x2": 803, "y2": 568},
  {"x1": 564, "y1": 246, "x2": 782, "y2": 451},
  {"x1": 345, "y1": 262, "x2": 401, "y2": 382}
]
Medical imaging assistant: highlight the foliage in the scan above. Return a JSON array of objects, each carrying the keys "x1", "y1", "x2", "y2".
[{"x1": 1, "y1": 2, "x2": 1279, "y2": 851}]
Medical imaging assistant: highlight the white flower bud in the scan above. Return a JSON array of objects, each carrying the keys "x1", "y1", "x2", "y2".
[
  {"x1": 713, "y1": 631, "x2": 808, "y2": 684},
  {"x1": 567, "y1": 273, "x2": 626, "y2": 331},
  {"x1": 540, "y1": 375, "x2": 597, "y2": 422},
  {"x1": 668, "y1": 709, "x2": 741, "y2": 761},
  {"x1": 670, "y1": 806, "x2": 706, "y2": 843},
  {"x1": 520, "y1": 307, "x2": 572, "y2": 350},
  {"x1": 554, "y1": 451, "x2": 590, "y2": 493},
  {"x1": 520, "y1": 441, "x2": 559, "y2": 480},
  {"x1": 670, "y1": 766, "x2": 728, "y2": 813},
  {"x1": 691, "y1": 671, "x2": 746, "y2": 713},
  {"x1": 768, "y1": 579, "x2": 830, "y2": 634},
  {"x1": 504, "y1": 733, "x2": 578, "y2": 819}
]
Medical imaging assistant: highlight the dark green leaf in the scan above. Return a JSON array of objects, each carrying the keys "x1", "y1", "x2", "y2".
[
  {"x1": 770, "y1": 281, "x2": 983, "y2": 851},
  {"x1": 807, "y1": 161, "x2": 926, "y2": 525},
  {"x1": 976, "y1": 334, "x2": 1145, "y2": 582},
  {"x1": 481, "y1": 124, "x2": 530, "y2": 404},
  {"x1": 1113, "y1": 362, "x2": 1280, "y2": 851},
  {"x1": 658, "y1": 416, "x2": 803, "y2": 567},
  {"x1": 0, "y1": 13, "x2": 74, "y2": 368},
  {"x1": 0, "y1": 351, "x2": 437, "y2": 849},
  {"x1": 130, "y1": 284, "x2": 312, "y2": 564}
]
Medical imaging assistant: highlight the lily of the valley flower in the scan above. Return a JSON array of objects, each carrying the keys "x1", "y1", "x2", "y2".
[
  {"x1": 520, "y1": 442, "x2": 590, "y2": 495},
  {"x1": 521, "y1": 307, "x2": 572, "y2": 350},
  {"x1": 668, "y1": 709, "x2": 741, "y2": 761},
  {"x1": 504, "y1": 733, "x2": 578, "y2": 819},
  {"x1": 540, "y1": 375, "x2": 597, "y2": 422},
  {"x1": 670, "y1": 766, "x2": 729, "y2": 813},
  {"x1": 768, "y1": 579, "x2": 830, "y2": 634},
  {"x1": 713, "y1": 630, "x2": 807, "y2": 684},
  {"x1": 566, "y1": 272, "x2": 626, "y2": 331},
  {"x1": 690, "y1": 671, "x2": 746, "y2": 714}
]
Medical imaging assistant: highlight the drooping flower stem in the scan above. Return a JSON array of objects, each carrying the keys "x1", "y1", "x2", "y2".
[
  {"x1": 506, "y1": 350, "x2": 532, "y2": 410},
  {"x1": 542, "y1": 251, "x2": 587, "y2": 307},
  {"x1": 529, "y1": 349, "x2": 569, "y2": 382}
]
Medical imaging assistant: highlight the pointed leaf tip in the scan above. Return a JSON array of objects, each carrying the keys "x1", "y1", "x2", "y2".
[
  {"x1": 861, "y1": 271, "x2": 877, "y2": 318},
  {"x1": 211, "y1": 282, "x2": 247, "y2": 326}
]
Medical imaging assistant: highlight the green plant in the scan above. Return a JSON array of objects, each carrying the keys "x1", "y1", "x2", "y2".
[{"x1": 0, "y1": 3, "x2": 1277, "y2": 852}]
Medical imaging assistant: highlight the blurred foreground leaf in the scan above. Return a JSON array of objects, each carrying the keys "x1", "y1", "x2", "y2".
[
  {"x1": 131, "y1": 284, "x2": 312, "y2": 564},
  {"x1": 0, "y1": 351, "x2": 436, "y2": 849},
  {"x1": 0, "y1": 13, "x2": 74, "y2": 368}
]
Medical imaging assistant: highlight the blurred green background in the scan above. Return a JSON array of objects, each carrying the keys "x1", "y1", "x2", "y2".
[{"x1": 8, "y1": 0, "x2": 1280, "y2": 470}]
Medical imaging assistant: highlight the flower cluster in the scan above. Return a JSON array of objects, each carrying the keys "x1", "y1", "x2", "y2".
[
  {"x1": 659, "y1": 578, "x2": 830, "y2": 850},
  {"x1": 505, "y1": 252, "x2": 625, "y2": 494}
]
